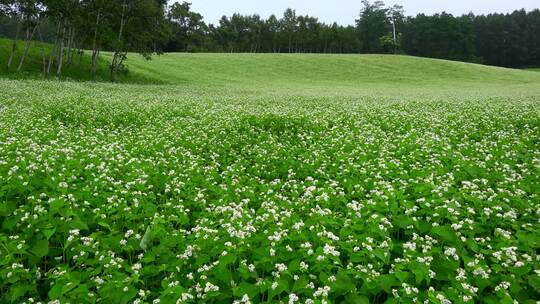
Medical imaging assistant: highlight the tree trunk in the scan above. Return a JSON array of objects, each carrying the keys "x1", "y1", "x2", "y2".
[
  {"x1": 66, "y1": 27, "x2": 76, "y2": 65},
  {"x1": 78, "y1": 49, "x2": 84, "y2": 67},
  {"x1": 288, "y1": 36, "x2": 292, "y2": 53},
  {"x1": 47, "y1": 21, "x2": 62, "y2": 76},
  {"x1": 17, "y1": 23, "x2": 39, "y2": 72},
  {"x1": 111, "y1": 0, "x2": 127, "y2": 82},
  {"x1": 57, "y1": 24, "x2": 66, "y2": 76},
  {"x1": 7, "y1": 15, "x2": 22, "y2": 70},
  {"x1": 46, "y1": 43, "x2": 56, "y2": 76},
  {"x1": 37, "y1": 25, "x2": 47, "y2": 74},
  {"x1": 91, "y1": 8, "x2": 102, "y2": 77}
]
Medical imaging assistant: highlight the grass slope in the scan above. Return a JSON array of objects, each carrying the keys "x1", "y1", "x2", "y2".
[
  {"x1": 130, "y1": 52, "x2": 540, "y2": 86},
  {"x1": 126, "y1": 53, "x2": 540, "y2": 97},
  {"x1": 2, "y1": 38, "x2": 540, "y2": 92}
]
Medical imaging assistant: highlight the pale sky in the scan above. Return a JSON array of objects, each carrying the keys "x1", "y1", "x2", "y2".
[{"x1": 173, "y1": 0, "x2": 539, "y2": 26}]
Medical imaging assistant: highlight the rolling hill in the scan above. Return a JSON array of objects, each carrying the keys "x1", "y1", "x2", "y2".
[{"x1": 2, "y1": 38, "x2": 540, "y2": 97}]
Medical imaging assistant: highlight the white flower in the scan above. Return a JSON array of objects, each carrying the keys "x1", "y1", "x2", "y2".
[
  {"x1": 275, "y1": 263, "x2": 288, "y2": 272},
  {"x1": 288, "y1": 293, "x2": 299, "y2": 304},
  {"x1": 323, "y1": 244, "x2": 340, "y2": 257}
]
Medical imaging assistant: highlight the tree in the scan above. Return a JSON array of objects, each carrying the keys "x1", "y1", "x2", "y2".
[
  {"x1": 166, "y1": 1, "x2": 207, "y2": 52},
  {"x1": 79, "y1": 0, "x2": 110, "y2": 76},
  {"x1": 266, "y1": 14, "x2": 279, "y2": 52},
  {"x1": 401, "y1": 12, "x2": 476, "y2": 62},
  {"x1": 387, "y1": 4, "x2": 404, "y2": 54},
  {"x1": 356, "y1": 0, "x2": 389, "y2": 53},
  {"x1": 281, "y1": 8, "x2": 297, "y2": 53},
  {"x1": 110, "y1": 0, "x2": 168, "y2": 81},
  {"x1": 16, "y1": 0, "x2": 44, "y2": 72}
]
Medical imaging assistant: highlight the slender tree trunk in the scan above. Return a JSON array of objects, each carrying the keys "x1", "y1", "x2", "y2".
[
  {"x1": 78, "y1": 49, "x2": 83, "y2": 67},
  {"x1": 7, "y1": 15, "x2": 22, "y2": 70},
  {"x1": 112, "y1": 0, "x2": 127, "y2": 82},
  {"x1": 46, "y1": 43, "x2": 56, "y2": 76},
  {"x1": 66, "y1": 27, "x2": 76, "y2": 65},
  {"x1": 57, "y1": 24, "x2": 66, "y2": 76},
  {"x1": 66, "y1": 27, "x2": 73, "y2": 65},
  {"x1": 288, "y1": 35, "x2": 292, "y2": 53},
  {"x1": 37, "y1": 25, "x2": 47, "y2": 74},
  {"x1": 91, "y1": 8, "x2": 102, "y2": 77},
  {"x1": 17, "y1": 23, "x2": 39, "y2": 72},
  {"x1": 47, "y1": 21, "x2": 62, "y2": 76}
]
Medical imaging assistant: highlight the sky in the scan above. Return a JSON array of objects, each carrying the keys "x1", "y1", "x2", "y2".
[{"x1": 175, "y1": 0, "x2": 539, "y2": 26}]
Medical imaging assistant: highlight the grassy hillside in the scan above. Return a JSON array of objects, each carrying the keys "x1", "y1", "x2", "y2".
[
  {"x1": 2, "y1": 38, "x2": 540, "y2": 94},
  {"x1": 125, "y1": 52, "x2": 540, "y2": 97},
  {"x1": 128, "y1": 52, "x2": 540, "y2": 86}
]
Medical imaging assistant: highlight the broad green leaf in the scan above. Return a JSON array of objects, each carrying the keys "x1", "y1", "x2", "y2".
[{"x1": 31, "y1": 239, "x2": 49, "y2": 257}]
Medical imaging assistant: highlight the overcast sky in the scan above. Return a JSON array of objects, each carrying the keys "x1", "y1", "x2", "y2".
[{"x1": 176, "y1": 0, "x2": 539, "y2": 26}]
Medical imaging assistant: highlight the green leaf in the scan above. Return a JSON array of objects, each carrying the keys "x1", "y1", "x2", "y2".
[
  {"x1": 431, "y1": 226, "x2": 458, "y2": 244},
  {"x1": 69, "y1": 217, "x2": 88, "y2": 230},
  {"x1": 0, "y1": 200, "x2": 17, "y2": 216},
  {"x1": 98, "y1": 221, "x2": 111, "y2": 231},
  {"x1": 412, "y1": 264, "x2": 429, "y2": 284},
  {"x1": 292, "y1": 275, "x2": 309, "y2": 292},
  {"x1": 393, "y1": 214, "x2": 413, "y2": 229},
  {"x1": 50, "y1": 199, "x2": 66, "y2": 214},
  {"x1": 395, "y1": 271, "x2": 410, "y2": 282},
  {"x1": 379, "y1": 275, "x2": 398, "y2": 293},
  {"x1": 48, "y1": 283, "x2": 63, "y2": 299},
  {"x1": 31, "y1": 239, "x2": 49, "y2": 257},
  {"x1": 214, "y1": 264, "x2": 233, "y2": 284},
  {"x1": 10, "y1": 285, "x2": 27, "y2": 302},
  {"x1": 235, "y1": 282, "x2": 259, "y2": 299},
  {"x1": 43, "y1": 229, "x2": 56, "y2": 240},
  {"x1": 345, "y1": 294, "x2": 370, "y2": 304},
  {"x1": 335, "y1": 270, "x2": 356, "y2": 293},
  {"x1": 528, "y1": 275, "x2": 540, "y2": 291}
]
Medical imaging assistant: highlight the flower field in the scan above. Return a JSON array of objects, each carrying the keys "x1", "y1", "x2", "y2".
[{"x1": 1, "y1": 55, "x2": 540, "y2": 304}]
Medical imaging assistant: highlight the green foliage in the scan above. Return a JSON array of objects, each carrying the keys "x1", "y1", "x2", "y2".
[{"x1": 0, "y1": 54, "x2": 539, "y2": 303}]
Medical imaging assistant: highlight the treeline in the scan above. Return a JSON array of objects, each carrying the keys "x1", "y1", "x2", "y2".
[
  {"x1": 1, "y1": 0, "x2": 540, "y2": 82},
  {"x1": 158, "y1": 1, "x2": 540, "y2": 67}
]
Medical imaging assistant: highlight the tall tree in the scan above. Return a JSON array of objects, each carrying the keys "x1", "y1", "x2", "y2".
[
  {"x1": 167, "y1": 1, "x2": 207, "y2": 52},
  {"x1": 356, "y1": 0, "x2": 389, "y2": 53},
  {"x1": 110, "y1": 0, "x2": 168, "y2": 81},
  {"x1": 16, "y1": 1, "x2": 44, "y2": 72},
  {"x1": 281, "y1": 8, "x2": 297, "y2": 53}
]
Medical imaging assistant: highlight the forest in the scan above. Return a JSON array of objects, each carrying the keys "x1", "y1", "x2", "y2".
[{"x1": 1, "y1": 0, "x2": 539, "y2": 81}]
